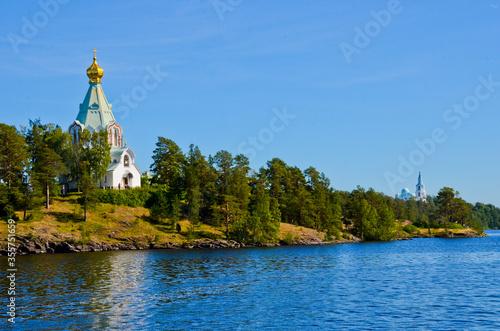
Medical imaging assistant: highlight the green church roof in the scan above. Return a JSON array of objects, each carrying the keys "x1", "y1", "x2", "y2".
[{"x1": 75, "y1": 83, "x2": 115, "y2": 130}]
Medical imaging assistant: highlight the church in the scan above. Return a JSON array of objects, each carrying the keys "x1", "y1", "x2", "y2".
[
  {"x1": 396, "y1": 171, "x2": 427, "y2": 202},
  {"x1": 67, "y1": 50, "x2": 141, "y2": 189}
]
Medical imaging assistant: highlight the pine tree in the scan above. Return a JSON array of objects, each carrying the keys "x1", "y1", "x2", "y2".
[
  {"x1": 25, "y1": 121, "x2": 68, "y2": 209},
  {"x1": 213, "y1": 150, "x2": 234, "y2": 237},
  {"x1": 0, "y1": 123, "x2": 30, "y2": 218},
  {"x1": 184, "y1": 144, "x2": 204, "y2": 227},
  {"x1": 150, "y1": 137, "x2": 184, "y2": 194},
  {"x1": 76, "y1": 129, "x2": 111, "y2": 221}
]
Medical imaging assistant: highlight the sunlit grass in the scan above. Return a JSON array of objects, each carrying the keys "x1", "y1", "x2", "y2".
[{"x1": 1, "y1": 195, "x2": 329, "y2": 249}]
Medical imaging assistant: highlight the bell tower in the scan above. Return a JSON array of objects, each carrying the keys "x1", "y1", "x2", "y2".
[{"x1": 415, "y1": 171, "x2": 427, "y2": 202}]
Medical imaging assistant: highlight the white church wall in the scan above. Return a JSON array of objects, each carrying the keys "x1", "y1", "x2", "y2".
[{"x1": 100, "y1": 150, "x2": 141, "y2": 189}]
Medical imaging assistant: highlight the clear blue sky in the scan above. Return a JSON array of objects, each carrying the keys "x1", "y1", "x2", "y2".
[{"x1": 1, "y1": 1, "x2": 499, "y2": 206}]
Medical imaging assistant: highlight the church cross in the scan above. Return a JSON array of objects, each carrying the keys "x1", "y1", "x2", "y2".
[{"x1": 92, "y1": 48, "x2": 97, "y2": 58}]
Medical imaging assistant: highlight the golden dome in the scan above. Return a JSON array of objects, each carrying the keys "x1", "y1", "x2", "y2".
[{"x1": 86, "y1": 48, "x2": 103, "y2": 83}]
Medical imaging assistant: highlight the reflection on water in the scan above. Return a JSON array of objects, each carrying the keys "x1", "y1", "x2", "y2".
[{"x1": 1, "y1": 231, "x2": 500, "y2": 330}]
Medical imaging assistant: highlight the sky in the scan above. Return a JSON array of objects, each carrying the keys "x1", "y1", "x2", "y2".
[{"x1": 0, "y1": 0, "x2": 499, "y2": 206}]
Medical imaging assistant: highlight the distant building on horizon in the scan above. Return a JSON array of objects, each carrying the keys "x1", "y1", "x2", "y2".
[
  {"x1": 397, "y1": 187, "x2": 414, "y2": 201},
  {"x1": 415, "y1": 170, "x2": 426, "y2": 202},
  {"x1": 396, "y1": 171, "x2": 427, "y2": 202},
  {"x1": 65, "y1": 49, "x2": 141, "y2": 190}
]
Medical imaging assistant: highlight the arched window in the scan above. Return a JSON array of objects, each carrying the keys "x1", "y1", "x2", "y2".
[
  {"x1": 124, "y1": 155, "x2": 129, "y2": 167},
  {"x1": 114, "y1": 129, "x2": 118, "y2": 146},
  {"x1": 73, "y1": 131, "x2": 77, "y2": 145}
]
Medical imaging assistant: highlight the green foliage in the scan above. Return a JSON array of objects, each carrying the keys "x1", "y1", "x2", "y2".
[
  {"x1": 469, "y1": 220, "x2": 485, "y2": 235},
  {"x1": 281, "y1": 231, "x2": 294, "y2": 245},
  {"x1": 91, "y1": 187, "x2": 152, "y2": 207},
  {"x1": 25, "y1": 120, "x2": 68, "y2": 209},
  {"x1": 3, "y1": 122, "x2": 493, "y2": 243},
  {"x1": 413, "y1": 214, "x2": 429, "y2": 228},
  {"x1": 472, "y1": 203, "x2": 500, "y2": 229},
  {"x1": 144, "y1": 138, "x2": 489, "y2": 242},
  {"x1": 403, "y1": 224, "x2": 419, "y2": 234},
  {"x1": 0, "y1": 123, "x2": 29, "y2": 190},
  {"x1": 435, "y1": 187, "x2": 479, "y2": 230},
  {"x1": 79, "y1": 224, "x2": 91, "y2": 245},
  {"x1": 71, "y1": 129, "x2": 111, "y2": 221},
  {"x1": 150, "y1": 137, "x2": 184, "y2": 193},
  {"x1": 443, "y1": 221, "x2": 464, "y2": 230},
  {"x1": 26, "y1": 208, "x2": 44, "y2": 222}
]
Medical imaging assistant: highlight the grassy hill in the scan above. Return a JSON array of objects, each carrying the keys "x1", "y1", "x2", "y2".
[
  {"x1": 0, "y1": 194, "x2": 343, "y2": 252},
  {"x1": 0, "y1": 194, "x2": 485, "y2": 254}
]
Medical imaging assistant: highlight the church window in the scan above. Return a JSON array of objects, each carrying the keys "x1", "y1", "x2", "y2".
[
  {"x1": 114, "y1": 129, "x2": 118, "y2": 146},
  {"x1": 124, "y1": 155, "x2": 130, "y2": 167}
]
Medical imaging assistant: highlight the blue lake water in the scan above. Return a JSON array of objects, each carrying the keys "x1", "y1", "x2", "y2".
[{"x1": 2, "y1": 230, "x2": 500, "y2": 330}]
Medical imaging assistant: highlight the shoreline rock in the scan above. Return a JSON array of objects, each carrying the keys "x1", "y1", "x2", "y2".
[
  {"x1": 1, "y1": 235, "x2": 355, "y2": 256},
  {"x1": 0, "y1": 230, "x2": 484, "y2": 256}
]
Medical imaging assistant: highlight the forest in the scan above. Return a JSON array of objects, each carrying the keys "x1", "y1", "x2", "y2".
[{"x1": 1, "y1": 121, "x2": 498, "y2": 244}]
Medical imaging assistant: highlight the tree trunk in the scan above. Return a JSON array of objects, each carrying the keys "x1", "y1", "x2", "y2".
[
  {"x1": 46, "y1": 183, "x2": 50, "y2": 209},
  {"x1": 225, "y1": 200, "x2": 229, "y2": 238},
  {"x1": 23, "y1": 198, "x2": 27, "y2": 221},
  {"x1": 84, "y1": 192, "x2": 88, "y2": 222}
]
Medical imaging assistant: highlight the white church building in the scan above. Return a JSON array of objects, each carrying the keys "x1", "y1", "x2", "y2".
[
  {"x1": 67, "y1": 49, "x2": 141, "y2": 189},
  {"x1": 396, "y1": 171, "x2": 427, "y2": 202}
]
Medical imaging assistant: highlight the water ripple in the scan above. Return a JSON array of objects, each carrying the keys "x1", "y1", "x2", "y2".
[{"x1": 1, "y1": 231, "x2": 500, "y2": 330}]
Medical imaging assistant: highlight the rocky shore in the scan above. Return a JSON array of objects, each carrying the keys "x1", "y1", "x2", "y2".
[
  {"x1": 2, "y1": 230, "x2": 484, "y2": 256},
  {"x1": 1, "y1": 235, "x2": 352, "y2": 256}
]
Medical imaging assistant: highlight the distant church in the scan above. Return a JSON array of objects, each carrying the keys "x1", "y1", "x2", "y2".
[
  {"x1": 67, "y1": 49, "x2": 141, "y2": 189},
  {"x1": 396, "y1": 171, "x2": 427, "y2": 202}
]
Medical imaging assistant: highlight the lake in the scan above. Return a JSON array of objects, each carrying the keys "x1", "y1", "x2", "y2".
[{"x1": 2, "y1": 230, "x2": 500, "y2": 330}]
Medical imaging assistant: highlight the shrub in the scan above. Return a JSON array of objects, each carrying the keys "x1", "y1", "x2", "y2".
[
  {"x1": 403, "y1": 224, "x2": 419, "y2": 234},
  {"x1": 325, "y1": 226, "x2": 341, "y2": 241},
  {"x1": 413, "y1": 220, "x2": 428, "y2": 228},
  {"x1": 91, "y1": 187, "x2": 152, "y2": 207},
  {"x1": 281, "y1": 232, "x2": 294, "y2": 245},
  {"x1": 444, "y1": 222, "x2": 464, "y2": 229}
]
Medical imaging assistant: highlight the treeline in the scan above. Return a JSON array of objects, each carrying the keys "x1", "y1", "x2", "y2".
[
  {"x1": 0, "y1": 123, "x2": 492, "y2": 242},
  {"x1": 110, "y1": 136, "x2": 485, "y2": 242},
  {"x1": 0, "y1": 120, "x2": 110, "y2": 221},
  {"x1": 472, "y1": 203, "x2": 500, "y2": 230}
]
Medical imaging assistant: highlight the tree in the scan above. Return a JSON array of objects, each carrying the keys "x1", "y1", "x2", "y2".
[
  {"x1": 150, "y1": 137, "x2": 184, "y2": 193},
  {"x1": 452, "y1": 197, "x2": 472, "y2": 227},
  {"x1": 0, "y1": 124, "x2": 30, "y2": 218},
  {"x1": 372, "y1": 204, "x2": 396, "y2": 241},
  {"x1": 265, "y1": 158, "x2": 288, "y2": 212},
  {"x1": 305, "y1": 167, "x2": 338, "y2": 231},
  {"x1": 0, "y1": 124, "x2": 29, "y2": 189},
  {"x1": 25, "y1": 121, "x2": 68, "y2": 209},
  {"x1": 345, "y1": 186, "x2": 366, "y2": 238},
  {"x1": 212, "y1": 150, "x2": 234, "y2": 237},
  {"x1": 436, "y1": 187, "x2": 456, "y2": 223},
  {"x1": 233, "y1": 168, "x2": 280, "y2": 244},
  {"x1": 184, "y1": 144, "x2": 203, "y2": 227},
  {"x1": 76, "y1": 129, "x2": 111, "y2": 221},
  {"x1": 230, "y1": 154, "x2": 251, "y2": 220}
]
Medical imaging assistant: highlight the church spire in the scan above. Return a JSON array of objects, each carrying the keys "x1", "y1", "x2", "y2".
[
  {"x1": 86, "y1": 48, "x2": 104, "y2": 83},
  {"x1": 415, "y1": 170, "x2": 427, "y2": 202}
]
